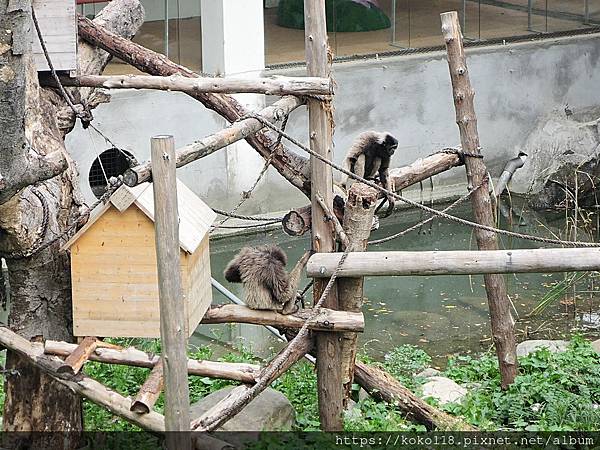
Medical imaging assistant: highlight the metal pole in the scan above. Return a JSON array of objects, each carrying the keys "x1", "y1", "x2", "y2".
[
  {"x1": 528, "y1": 0, "x2": 533, "y2": 31},
  {"x1": 584, "y1": 0, "x2": 590, "y2": 24},
  {"x1": 391, "y1": 0, "x2": 396, "y2": 45},
  {"x1": 164, "y1": 0, "x2": 169, "y2": 58}
]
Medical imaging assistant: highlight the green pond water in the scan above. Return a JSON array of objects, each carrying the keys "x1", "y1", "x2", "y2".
[{"x1": 192, "y1": 199, "x2": 600, "y2": 364}]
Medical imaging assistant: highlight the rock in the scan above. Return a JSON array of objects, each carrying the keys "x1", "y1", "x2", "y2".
[
  {"x1": 516, "y1": 339, "x2": 569, "y2": 357},
  {"x1": 591, "y1": 339, "x2": 600, "y2": 355},
  {"x1": 189, "y1": 386, "x2": 295, "y2": 432},
  {"x1": 358, "y1": 388, "x2": 370, "y2": 402},
  {"x1": 416, "y1": 368, "x2": 441, "y2": 378},
  {"x1": 421, "y1": 376, "x2": 467, "y2": 405}
]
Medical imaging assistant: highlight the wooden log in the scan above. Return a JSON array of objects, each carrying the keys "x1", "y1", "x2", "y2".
[
  {"x1": 338, "y1": 184, "x2": 379, "y2": 403},
  {"x1": 282, "y1": 151, "x2": 463, "y2": 237},
  {"x1": 44, "y1": 340, "x2": 260, "y2": 383},
  {"x1": 191, "y1": 334, "x2": 312, "y2": 431},
  {"x1": 124, "y1": 96, "x2": 303, "y2": 186},
  {"x1": 56, "y1": 336, "x2": 98, "y2": 375},
  {"x1": 151, "y1": 135, "x2": 190, "y2": 448},
  {"x1": 304, "y1": 0, "x2": 344, "y2": 431},
  {"x1": 389, "y1": 150, "x2": 462, "y2": 192},
  {"x1": 77, "y1": 15, "x2": 311, "y2": 197},
  {"x1": 131, "y1": 359, "x2": 164, "y2": 414},
  {"x1": 201, "y1": 304, "x2": 364, "y2": 332},
  {"x1": 354, "y1": 362, "x2": 474, "y2": 431},
  {"x1": 0, "y1": 327, "x2": 165, "y2": 432},
  {"x1": 441, "y1": 11, "x2": 518, "y2": 389},
  {"x1": 307, "y1": 248, "x2": 600, "y2": 277},
  {"x1": 48, "y1": 74, "x2": 333, "y2": 96},
  {"x1": 0, "y1": 327, "x2": 234, "y2": 449},
  {"x1": 282, "y1": 205, "x2": 312, "y2": 236}
]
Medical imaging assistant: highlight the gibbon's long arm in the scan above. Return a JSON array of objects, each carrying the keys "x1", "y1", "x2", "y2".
[
  {"x1": 344, "y1": 154, "x2": 366, "y2": 191},
  {"x1": 280, "y1": 251, "x2": 312, "y2": 314},
  {"x1": 377, "y1": 161, "x2": 395, "y2": 218}
]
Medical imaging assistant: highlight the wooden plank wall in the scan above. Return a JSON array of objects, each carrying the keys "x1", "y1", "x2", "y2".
[{"x1": 32, "y1": 0, "x2": 77, "y2": 72}]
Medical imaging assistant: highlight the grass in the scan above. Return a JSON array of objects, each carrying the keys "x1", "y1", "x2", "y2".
[{"x1": 0, "y1": 337, "x2": 598, "y2": 436}]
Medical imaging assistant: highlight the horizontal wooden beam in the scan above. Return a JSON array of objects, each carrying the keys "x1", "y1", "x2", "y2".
[
  {"x1": 45, "y1": 340, "x2": 260, "y2": 383},
  {"x1": 123, "y1": 95, "x2": 304, "y2": 187},
  {"x1": 201, "y1": 304, "x2": 364, "y2": 332},
  {"x1": 389, "y1": 150, "x2": 462, "y2": 192},
  {"x1": 307, "y1": 248, "x2": 600, "y2": 277},
  {"x1": 47, "y1": 74, "x2": 333, "y2": 96}
]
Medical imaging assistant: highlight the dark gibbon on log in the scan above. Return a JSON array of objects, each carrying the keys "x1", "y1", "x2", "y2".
[
  {"x1": 224, "y1": 245, "x2": 312, "y2": 315},
  {"x1": 342, "y1": 131, "x2": 398, "y2": 217}
]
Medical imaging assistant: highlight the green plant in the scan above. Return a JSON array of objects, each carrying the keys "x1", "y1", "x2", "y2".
[
  {"x1": 444, "y1": 336, "x2": 600, "y2": 431},
  {"x1": 381, "y1": 344, "x2": 431, "y2": 388}
]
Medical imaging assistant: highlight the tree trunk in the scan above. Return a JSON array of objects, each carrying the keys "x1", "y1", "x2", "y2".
[
  {"x1": 0, "y1": 0, "x2": 144, "y2": 446},
  {"x1": 440, "y1": 11, "x2": 517, "y2": 388},
  {"x1": 338, "y1": 183, "x2": 379, "y2": 402}
]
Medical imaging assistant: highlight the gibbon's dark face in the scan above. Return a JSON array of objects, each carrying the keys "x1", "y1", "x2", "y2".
[{"x1": 383, "y1": 134, "x2": 398, "y2": 156}]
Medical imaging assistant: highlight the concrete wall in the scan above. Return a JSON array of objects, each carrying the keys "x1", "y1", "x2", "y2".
[{"x1": 66, "y1": 33, "x2": 600, "y2": 213}]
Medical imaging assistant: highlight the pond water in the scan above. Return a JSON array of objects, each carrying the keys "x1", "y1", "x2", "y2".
[{"x1": 192, "y1": 198, "x2": 600, "y2": 365}]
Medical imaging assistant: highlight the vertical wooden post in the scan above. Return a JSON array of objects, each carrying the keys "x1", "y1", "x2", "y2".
[
  {"x1": 151, "y1": 135, "x2": 191, "y2": 449},
  {"x1": 440, "y1": 11, "x2": 518, "y2": 388},
  {"x1": 304, "y1": 0, "x2": 343, "y2": 430},
  {"x1": 338, "y1": 184, "x2": 379, "y2": 402}
]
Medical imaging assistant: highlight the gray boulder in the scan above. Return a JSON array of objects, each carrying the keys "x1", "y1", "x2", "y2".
[
  {"x1": 190, "y1": 386, "x2": 295, "y2": 431},
  {"x1": 421, "y1": 376, "x2": 467, "y2": 405},
  {"x1": 516, "y1": 339, "x2": 569, "y2": 357},
  {"x1": 416, "y1": 368, "x2": 441, "y2": 378},
  {"x1": 591, "y1": 339, "x2": 600, "y2": 355}
]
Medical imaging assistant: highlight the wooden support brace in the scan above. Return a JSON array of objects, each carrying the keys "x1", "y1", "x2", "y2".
[
  {"x1": 190, "y1": 334, "x2": 312, "y2": 432},
  {"x1": 0, "y1": 327, "x2": 236, "y2": 449},
  {"x1": 131, "y1": 359, "x2": 164, "y2": 414},
  {"x1": 201, "y1": 304, "x2": 364, "y2": 332},
  {"x1": 56, "y1": 336, "x2": 98, "y2": 375},
  {"x1": 48, "y1": 74, "x2": 333, "y2": 96},
  {"x1": 123, "y1": 96, "x2": 304, "y2": 187},
  {"x1": 354, "y1": 362, "x2": 475, "y2": 431},
  {"x1": 45, "y1": 340, "x2": 260, "y2": 383}
]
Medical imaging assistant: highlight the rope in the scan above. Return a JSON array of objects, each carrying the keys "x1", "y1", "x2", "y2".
[
  {"x1": 241, "y1": 113, "x2": 600, "y2": 248},
  {"x1": 198, "y1": 246, "x2": 350, "y2": 431},
  {"x1": 368, "y1": 178, "x2": 484, "y2": 245},
  {"x1": 211, "y1": 221, "x2": 281, "y2": 230},
  {"x1": 210, "y1": 114, "x2": 289, "y2": 233},
  {"x1": 210, "y1": 208, "x2": 284, "y2": 222},
  {"x1": 32, "y1": 8, "x2": 135, "y2": 168},
  {"x1": 1, "y1": 179, "x2": 123, "y2": 260}
]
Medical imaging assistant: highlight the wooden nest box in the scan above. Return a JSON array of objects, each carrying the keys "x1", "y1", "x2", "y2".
[{"x1": 62, "y1": 180, "x2": 216, "y2": 338}]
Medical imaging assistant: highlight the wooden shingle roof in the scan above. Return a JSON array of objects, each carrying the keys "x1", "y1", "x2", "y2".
[{"x1": 62, "y1": 180, "x2": 216, "y2": 254}]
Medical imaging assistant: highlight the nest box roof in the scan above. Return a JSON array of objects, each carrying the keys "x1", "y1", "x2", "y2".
[{"x1": 62, "y1": 180, "x2": 217, "y2": 254}]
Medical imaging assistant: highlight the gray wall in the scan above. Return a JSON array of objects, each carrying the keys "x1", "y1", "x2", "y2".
[{"x1": 66, "y1": 33, "x2": 600, "y2": 213}]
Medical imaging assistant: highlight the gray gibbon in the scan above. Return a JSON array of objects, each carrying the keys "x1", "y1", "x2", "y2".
[
  {"x1": 224, "y1": 244, "x2": 312, "y2": 315},
  {"x1": 342, "y1": 131, "x2": 398, "y2": 217}
]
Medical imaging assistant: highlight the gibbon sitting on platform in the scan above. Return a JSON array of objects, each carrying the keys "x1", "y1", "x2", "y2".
[{"x1": 224, "y1": 244, "x2": 312, "y2": 315}]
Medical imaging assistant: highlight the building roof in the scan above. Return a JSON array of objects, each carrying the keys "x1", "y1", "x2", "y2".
[{"x1": 62, "y1": 180, "x2": 217, "y2": 254}]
